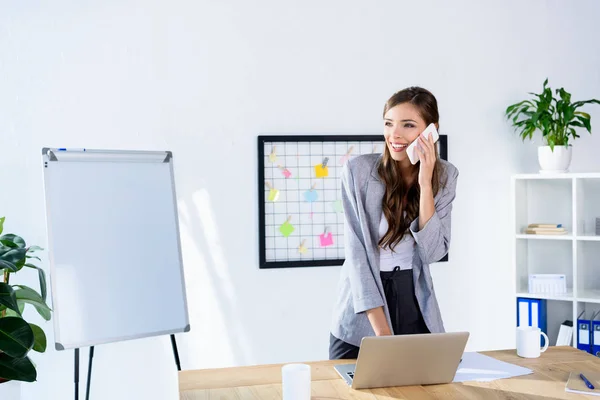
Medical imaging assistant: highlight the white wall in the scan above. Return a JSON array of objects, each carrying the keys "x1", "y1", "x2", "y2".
[{"x1": 2, "y1": 0, "x2": 600, "y2": 398}]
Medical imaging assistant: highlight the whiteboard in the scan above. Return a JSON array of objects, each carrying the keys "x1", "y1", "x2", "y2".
[{"x1": 41, "y1": 148, "x2": 190, "y2": 350}]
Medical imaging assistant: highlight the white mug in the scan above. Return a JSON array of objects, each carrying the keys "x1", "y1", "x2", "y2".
[
  {"x1": 282, "y1": 363, "x2": 311, "y2": 400},
  {"x1": 516, "y1": 326, "x2": 549, "y2": 358}
]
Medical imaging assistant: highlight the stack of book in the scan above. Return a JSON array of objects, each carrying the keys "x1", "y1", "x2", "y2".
[{"x1": 525, "y1": 223, "x2": 567, "y2": 235}]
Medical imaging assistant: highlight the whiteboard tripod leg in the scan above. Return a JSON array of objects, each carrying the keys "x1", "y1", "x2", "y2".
[
  {"x1": 85, "y1": 346, "x2": 94, "y2": 400},
  {"x1": 171, "y1": 334, "x2": 182, "y2": 371},
  {"x1": 74, "y1": 348, "x2": 80, "y2": 400}
]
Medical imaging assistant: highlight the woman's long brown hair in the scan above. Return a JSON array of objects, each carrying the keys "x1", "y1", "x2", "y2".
[{"x1": 378, "y1": 87, "x2": 447, "y2": 251}]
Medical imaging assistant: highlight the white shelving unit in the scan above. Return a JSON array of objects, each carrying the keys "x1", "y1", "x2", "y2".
[{"x1": 512, "y1": 172, "x2": 600, "y2": 348}]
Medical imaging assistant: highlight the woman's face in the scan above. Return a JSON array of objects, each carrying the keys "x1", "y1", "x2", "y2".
[{"x1": 383, "y1": 102, "x2": 427, "y2": 163}]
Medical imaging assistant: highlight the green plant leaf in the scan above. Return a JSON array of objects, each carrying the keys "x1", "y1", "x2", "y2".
[
  {"x1": 0, "y1": 217, "x2": 4, "y2": 236},
  {"x1": 0, "y1": 283, "x2": 21, "y2": 315},
  {"x1": 0, "y1": 248, "x2": 26, "y2": 267},
  {"x1": 0, "y1": 235, "x2": 26, "y2": 249},
  {"x1": 23, "y1": 264, "x2": 47, "y2": 302},
  {"x1": 575, "y1": 115, "x2": 592, "y2": 132},
  {"x1": 26, "y1": 246, "x2": 43, "y2": 253},
  {"x1": 0, "y1": 260, "x2": 18, "y2": 272},
  {"x1": 2, "y1": 300, "x2": 26, "y2": 317},
  {"x1": 25, "y1": 255, "x2": 41, "y2": 262},
  {"x1": 569, "y1": 128, "x2": 579, "y2": 139},
  {"x1": 0, "y1": 317, "x2": 34, "y2": 358},
  {"x1": 575, "y1": 111, "x2": 591, "y2": 119},
  {"x1": 557, "y1": 87, "x2": 571, "y2": 104},
  {"x1": 0, "y1": 353, "x2": 36, "y2": 382},
  {"x1": 572, "y1": 99, "x2": 600, "y2": 108},
  {"x1": 506, "y1": 100, "x2": 534, "y2": 116},
  {"x1": 547, "y1": 136, "x2": 555, "y2": 151},
  {"x1": 28, "y1": 323, "x2": 47, "y2": 353},
  {"x1": 13, "y1": 285, "x2": 51, "y2": 321},
  {"x1": 0, "y1": 241, "x2": 17, "y2": 250}
]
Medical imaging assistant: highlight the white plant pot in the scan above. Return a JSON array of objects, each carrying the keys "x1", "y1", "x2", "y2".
[
  {"x1": 0, "y1": 380, "x2": 21, "y2": 399},
  {"x1": 538, "y1": 145, "x2": 572, "y2": 173}
]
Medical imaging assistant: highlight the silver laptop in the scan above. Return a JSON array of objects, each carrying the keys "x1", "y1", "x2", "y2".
[{"x1": 334, "y1": 331, "x2": 469, "y2": 390}]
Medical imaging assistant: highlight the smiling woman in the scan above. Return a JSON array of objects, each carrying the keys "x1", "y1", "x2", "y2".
[{"x1": 329, "y1": 87, "x2": 459, "y2": 360}]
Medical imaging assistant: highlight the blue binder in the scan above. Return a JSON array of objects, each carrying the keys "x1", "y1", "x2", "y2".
[
  {"x1": 577, "y1": 310, "x2": 592, "y2": 353},
  {"x1": 592, "y1": 311, "x2": 600, "y2": 357},
  {"x1": 517, "y1": 297, "x2": 548, "y2": 346}
]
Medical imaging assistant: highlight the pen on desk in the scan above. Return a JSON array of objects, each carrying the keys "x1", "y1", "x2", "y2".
[{"x1": 580, "y1": 373, "x2": 595, "y2": 390}]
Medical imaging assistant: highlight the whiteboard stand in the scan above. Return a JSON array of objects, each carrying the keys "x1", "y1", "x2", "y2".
[{"x1": 41, "y1": 148, "x2": 190, "y2": 400}]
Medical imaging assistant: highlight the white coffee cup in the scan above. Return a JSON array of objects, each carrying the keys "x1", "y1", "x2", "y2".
[
  {"x1": 282, "y1": 363, "x2": 311, "y2": 400},
  {"x1": 516, "y1": 326, "x2": 549, "y2": 358}
]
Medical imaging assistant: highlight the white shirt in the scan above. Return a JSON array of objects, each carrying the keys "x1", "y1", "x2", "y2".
[{"x1": 378, "y1": 211, "x2": 415, "y2": 271}]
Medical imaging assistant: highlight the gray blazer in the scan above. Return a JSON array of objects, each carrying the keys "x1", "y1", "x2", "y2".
[{"x1": 330, "y1": 153, "x2": 459, "y2": 348}]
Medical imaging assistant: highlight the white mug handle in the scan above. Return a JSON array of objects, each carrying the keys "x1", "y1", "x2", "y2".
[{"x1": 540, "y1": 331, "x2": 549, "y2": 353}]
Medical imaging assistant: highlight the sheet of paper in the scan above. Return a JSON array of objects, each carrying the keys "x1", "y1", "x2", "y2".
[{"x1": 453, "y1": 352, "x2": 533, "y2": 383}]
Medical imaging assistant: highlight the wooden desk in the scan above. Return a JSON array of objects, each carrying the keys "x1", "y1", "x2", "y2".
[{"x1": 179, "y1": 347, "x2": 600, "y2": 399}]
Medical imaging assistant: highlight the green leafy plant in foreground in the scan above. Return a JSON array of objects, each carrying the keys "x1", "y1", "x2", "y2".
[{"x1": 0, "y1": 216, "x2": 51, "y2": 383}]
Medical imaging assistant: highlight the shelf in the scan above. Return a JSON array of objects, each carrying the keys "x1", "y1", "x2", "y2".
[
  {"x1": 516, "y1": 234, "x2": 573, "y2": 240},
  {"x1": 575, "y1": 235, "x2": 600, "y2": 241},
  {"x1": 514, "y1": 172, "x2": 600, "y2": 180},
  {"x1": 513, "y1": 173, "x2": 600, "y2": 349},
  {"x1": 513, "y1": 178, "x2": 573, "y2": 235},
  {"x1": 577, "y1": 290, "x2": 600, "y2": 304},
  {"x1": 516, "y1": 291, "x2": 574, "y2": 302},
  {"x1": 575, "y1": 177, "x2": 600, "y2": 236}
]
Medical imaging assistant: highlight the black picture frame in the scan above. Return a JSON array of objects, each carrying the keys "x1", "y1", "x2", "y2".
[{"x1": 258, "y1": 134, "x2": 449, "y2": 268}]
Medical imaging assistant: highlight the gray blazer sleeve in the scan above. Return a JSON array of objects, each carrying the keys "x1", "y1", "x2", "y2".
[
  {"x1": 341, "y1": 162, "x2": 385, "y2": 314},
  {"x1": 409, "y1": 164, "x2": 459, "y2": 264}
]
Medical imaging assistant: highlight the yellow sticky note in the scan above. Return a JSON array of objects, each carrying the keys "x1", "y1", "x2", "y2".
[
  {"x1": 298, "y1": 241, "x2": 308, "y2": 254},
  {"x1": 315, "y1": 164, "x2": 329, "y2": 178},
  {"x1": 268, "y1": 188, "x2": 280, "y2": 202}
]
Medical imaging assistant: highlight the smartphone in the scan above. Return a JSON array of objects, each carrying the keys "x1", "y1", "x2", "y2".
[{"x1": 407, "y1": 123, "x2": 439, "y2": 165}]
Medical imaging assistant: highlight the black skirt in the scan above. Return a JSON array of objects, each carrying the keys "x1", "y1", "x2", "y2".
[{"x1": 329, "y1": 267, "x2": 429, "y2": 360}]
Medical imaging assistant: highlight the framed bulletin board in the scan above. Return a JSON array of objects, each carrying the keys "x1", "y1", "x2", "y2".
[{"x1": 257, "y1": 134, "x2": 448, "y2": 269}]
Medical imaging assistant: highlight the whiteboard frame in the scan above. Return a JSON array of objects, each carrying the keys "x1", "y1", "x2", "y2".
[{"x1": 42, "y1": 148, "x2": 191, "y2": 350}]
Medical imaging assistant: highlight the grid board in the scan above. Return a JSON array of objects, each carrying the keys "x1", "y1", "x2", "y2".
[{"x1": 257, "y1": 134, "x2": 448, "y2": 268}]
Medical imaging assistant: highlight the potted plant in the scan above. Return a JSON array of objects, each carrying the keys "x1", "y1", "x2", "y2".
[
  {"x1": 0, "y1": 216, "x2": 51, "y2": 396},
  {"x1": 505, "y1": 78, "x2": 600, "y2": 173}
]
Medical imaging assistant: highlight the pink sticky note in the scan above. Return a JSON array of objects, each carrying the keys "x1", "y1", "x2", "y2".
[
  {"x1": 320, "y1": 232, "x2": 334, "y2": 247},
  {"x1": 279, "y1": 165, "x2": 292, "y2": 178},
  {"x1": 339, "y1": 154, "x2": 350, "y2": 165}
]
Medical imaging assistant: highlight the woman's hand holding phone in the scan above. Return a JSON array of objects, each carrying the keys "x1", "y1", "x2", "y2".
[{"x1": 416, "y1": 133, "x2": 437, "y2": 189}]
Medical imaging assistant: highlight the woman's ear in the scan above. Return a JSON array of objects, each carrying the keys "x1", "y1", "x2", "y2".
[{"x1": 435, "y1": 122, "x2": 439, "y2": 131}]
